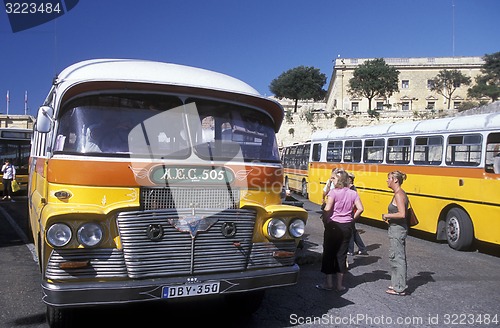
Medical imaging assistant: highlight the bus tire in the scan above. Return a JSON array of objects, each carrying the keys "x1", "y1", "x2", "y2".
[
  {"x1": 46, "y1": 306, "x2": 74, "y2": 328},
  {"x1": 301, "y1": 180, "x2": 308, "y2": 199},
  {"x1": 445, "y1": 208, "x2": 474, "y2": 251}
]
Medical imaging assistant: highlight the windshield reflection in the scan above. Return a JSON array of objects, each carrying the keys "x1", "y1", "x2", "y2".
[{"x1": 55, "y1": 94, "x2": 280, "y2": 163}]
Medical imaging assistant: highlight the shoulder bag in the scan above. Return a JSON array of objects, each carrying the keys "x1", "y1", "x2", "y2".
[{"x1": 407, "y1": 201, "x2": 419, "y2": 227}]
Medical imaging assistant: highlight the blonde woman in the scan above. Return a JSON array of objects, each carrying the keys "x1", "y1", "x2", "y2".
[
  {"x1": 382, "y1": 170, "x2": 409, "y2": 296},
  {"x1": 317, "y1": 170, "x2": 364, "y2": 292}
]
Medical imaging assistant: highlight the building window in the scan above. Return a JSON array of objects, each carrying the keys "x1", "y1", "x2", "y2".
[
  {"x1": 427, "y1": 102, "x2": 435, "y2": 110},
  {"x1": 402, "y1": 102, "x2": 410, "y2": 111},
  {"x1": 453, "y1": 101, "x2": 461, "y2": 109},
  {"x1": 351, "y1": 102, "x2": 359, "y2": 112},
  {"x1": 376, "y1": 102, "x2": 384, "y2": 110},
  {"x1": 427, "y1": 80, "x2": 435, "y2": 89},
  {"x1": 401, "y1": 80, "x2": 409, "y2": 89}
]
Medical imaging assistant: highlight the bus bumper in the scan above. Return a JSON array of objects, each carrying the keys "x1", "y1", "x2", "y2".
[{"x1": 42, "y1": 265, "x2": 299, "y2": 307}]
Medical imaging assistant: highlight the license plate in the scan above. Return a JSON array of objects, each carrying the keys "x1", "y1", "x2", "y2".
[{"x1": 162, "y1": 281, "x2": 220, "y2": 299}]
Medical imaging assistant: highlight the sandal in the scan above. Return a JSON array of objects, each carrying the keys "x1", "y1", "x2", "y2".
[
  {"x1": 315, "y1": 284, "x2": 333, "y2": 291},
  {"x1": 386, "y1": 289, "x2": 406, "y2": 296}
]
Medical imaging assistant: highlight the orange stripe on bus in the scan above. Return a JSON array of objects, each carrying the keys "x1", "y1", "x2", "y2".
[{"x1": 45, "y1": 158, "x2": 284, "y2": 188}]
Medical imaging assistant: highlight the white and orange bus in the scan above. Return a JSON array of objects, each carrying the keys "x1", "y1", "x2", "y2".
[
  {"x1": 29, "y1": 59, "x2": 307, "y2": 327},
  {"x1": 306, "y1": 112, "x2": 500, "y2": 251}
]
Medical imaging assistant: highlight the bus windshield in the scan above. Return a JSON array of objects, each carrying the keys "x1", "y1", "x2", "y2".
[{"x1": 54, "y1": 94, "x2": 280, "y2": 163}]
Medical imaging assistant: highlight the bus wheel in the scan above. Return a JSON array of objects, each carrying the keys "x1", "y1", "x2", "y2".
[
  {"x1": 46, "y1": 306, "x2": 74, "y2": 328},
  {"x1": 445, "y1": 208, "x2": 474, "y2": 251},
  {"x1": 301, "y1": 180, "x2": 308, "y2": 199}
]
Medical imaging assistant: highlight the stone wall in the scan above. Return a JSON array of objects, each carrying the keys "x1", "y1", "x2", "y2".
[{"x1": 275, "y1": 99, "x2": 499, "y2": 147}]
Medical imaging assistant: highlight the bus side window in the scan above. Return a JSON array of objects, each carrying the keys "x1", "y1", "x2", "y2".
[
  {"x1": 311, "y1": 143, "x2": 321, "y2": 162},
  {"x1": 485, "y1": 132, "x2": 500, "y2": 174}
]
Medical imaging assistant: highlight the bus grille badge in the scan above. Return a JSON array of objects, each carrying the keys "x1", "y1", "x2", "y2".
[
  {"x1": 221, "y1": 222, "x2": 237, "y2": 237},
  {"x1": 146, "y1": 224, "x2": 164, "y2": 241}
]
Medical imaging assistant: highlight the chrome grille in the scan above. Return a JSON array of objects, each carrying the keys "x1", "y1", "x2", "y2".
[
  {"x1": 141, "y1": 187, "x2": 240, "y2": 210},
  {"x1": 117, "y1": 208, "x2": 256, "y2": 279},
  {"x1": 46, "y1": 248, "x2": 127, "y2": 280}
]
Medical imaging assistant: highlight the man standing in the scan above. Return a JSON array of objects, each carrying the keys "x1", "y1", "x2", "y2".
[{"x1": 1, "y1": 159, "x2": 16, "y2": 201}]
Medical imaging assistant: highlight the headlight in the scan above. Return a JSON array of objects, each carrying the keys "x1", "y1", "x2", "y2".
[
  {"x1": 289, "y1": 219, "x2": 305, "y2": 238},
  {"x1": 47, "y1": 223, "x2": 72, "y2": 247},
  {"x1": 77, "y1": 222, "x2": 103, "y2": 247},
  {"x1": 267, "y1": 218, "x2": 286, "y2": 239}
]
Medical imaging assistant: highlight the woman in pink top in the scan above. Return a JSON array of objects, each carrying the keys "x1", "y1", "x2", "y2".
[{"x1": 316, "y1": 170, "x2": 364, "y2": 292}]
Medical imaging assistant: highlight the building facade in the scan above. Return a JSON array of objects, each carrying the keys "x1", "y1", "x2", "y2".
[{"x1": 325, "y1": 56, "x2": 486, "y2": 114}]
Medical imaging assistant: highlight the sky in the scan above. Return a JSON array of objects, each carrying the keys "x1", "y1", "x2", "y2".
[{"x1": 1, "y1": 0, "x2": 499, "y2": 115}]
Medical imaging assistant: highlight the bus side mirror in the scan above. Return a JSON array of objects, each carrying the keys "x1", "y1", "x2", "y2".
[{"x1": 36, "y1": 106, "x2": 54, "y2": 133}]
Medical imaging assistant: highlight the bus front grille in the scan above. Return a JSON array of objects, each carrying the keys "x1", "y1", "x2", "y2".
[{"x1": 116, "y1": 208, "x2": 256, "y2": 278}]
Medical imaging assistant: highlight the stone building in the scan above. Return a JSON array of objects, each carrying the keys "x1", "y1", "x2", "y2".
[
  {"x1": 326, "y1": 56, "x2": 485, "y2": 113},
  {"x1": 275, "y1": 56, "x2": 489, "y2": 147}
]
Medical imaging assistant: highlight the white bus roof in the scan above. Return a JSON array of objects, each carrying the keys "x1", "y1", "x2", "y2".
[
  {"x1": 311, "y1": 112, "x2": 500, "y2": 141},
  {"x1": 50, "y1": 59, "x2": 285, "y2": 131},
  {"x1": 56, "y1": 58, "x2": 260, "y2": 96}
]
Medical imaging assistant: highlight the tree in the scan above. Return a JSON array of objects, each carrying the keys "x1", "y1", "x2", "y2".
[
  {"x1": 430, "y1": 69, "x2": 472, "y2": 109},
  {"x1": 348, "y1": 58, "x2": 400, "y2": 111},
  {"x1": 270, "y1": 66, "x2": 327, "y2": 113},
  {"x1": 468, "y1": 51, "x2": 500, "y2": 102},
  {"x1": 334, "y1": 116, "x2": 347, "y2": 129}
]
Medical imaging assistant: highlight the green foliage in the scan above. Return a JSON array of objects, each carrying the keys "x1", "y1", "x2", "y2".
[
  {"x1": 300, "y1": 110, "x2": 315, "y2": 124},
  {"x1": 367, "y1": 109, "x2": 380, "y2": 119},
  {"x1": 430, "y1": 69, "x2": 472, "y2": 109},
  {"x1": 457, "y1": 101, "x2": 479, "y2": 112},
  {"x1": 348, "y1": 58, "x2": 400, "y2": 111},
  {"x1": 270, "y1": 66, "x2": 327, "y2": 112},
  {"x1": 468, "y1": 51, "x2": 500, "y2": 102},
  {"x1": 334, "y1": 116, "x2": 348, "y2": 129}
]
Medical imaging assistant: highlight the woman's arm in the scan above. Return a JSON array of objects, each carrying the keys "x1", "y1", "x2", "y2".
[{"x1": 353, "y1": 197, "x2": 364, "y2": 220}]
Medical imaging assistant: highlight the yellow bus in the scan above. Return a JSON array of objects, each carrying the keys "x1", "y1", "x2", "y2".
[
  {"x1": 29, "y1": 59, "x2": 307, "y2": 327},
  {"x1": 0, "y1": 127, "x2": 32, "y2": 194},
  {"x1": 307, "y1": 112, "x2": 500, "y2": 251},
  {"x1": 281, "y1": 141, "x2": 310, "y2": 197}
]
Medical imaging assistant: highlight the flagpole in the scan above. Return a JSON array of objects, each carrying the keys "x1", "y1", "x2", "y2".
[
  {"x1": 25, "y1": 91, "x2": 28, "y2": 115},
  {"x1": 6, "y1": 90, "x2": 9, "y2": 115}
]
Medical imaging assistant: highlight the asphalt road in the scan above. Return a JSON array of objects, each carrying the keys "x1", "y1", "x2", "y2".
[{"x1": 1, "y1": 194, "x2": 499, "y2": 328}]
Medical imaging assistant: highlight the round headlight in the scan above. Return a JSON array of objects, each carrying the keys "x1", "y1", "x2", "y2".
[
  {"x1": 289, "y1": 219, "x2": 305, "y2": 238},
  {"x1": 267, "y1": 218, "x2": 286, "y2": 239},
  {"x1": 77, "y1": 222, "x2": 103, "y2": 247},
  {"x1": 47, "y1": 223, "x2": 72, "y2": 247}
]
